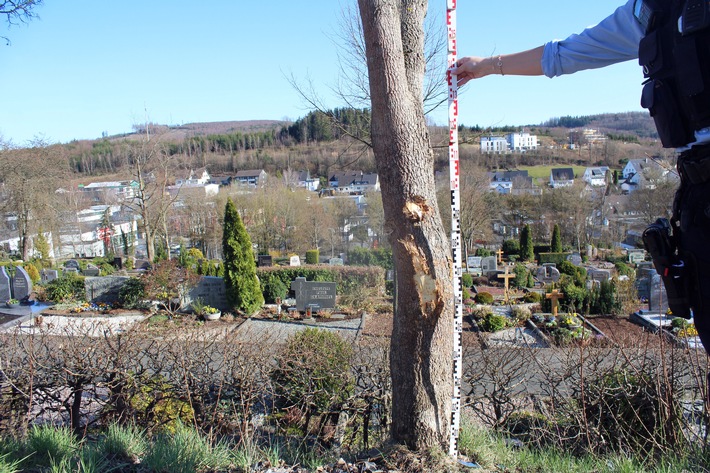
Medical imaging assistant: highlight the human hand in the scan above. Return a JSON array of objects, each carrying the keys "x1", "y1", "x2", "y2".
[{"x1": 453, "y1": 56, "x2": 493, "y2": 86}]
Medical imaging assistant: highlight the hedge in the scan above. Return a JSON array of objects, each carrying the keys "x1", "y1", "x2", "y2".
[{"x1": 256, "y1": 265, "x2": 385, "y2": 296}]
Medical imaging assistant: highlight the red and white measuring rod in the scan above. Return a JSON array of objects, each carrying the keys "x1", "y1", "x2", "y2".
[{"x1": 446, "y1": 0, "x2": 463, "y2": 458}]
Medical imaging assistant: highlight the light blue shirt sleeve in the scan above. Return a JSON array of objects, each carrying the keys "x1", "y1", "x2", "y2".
[{"x1": 541, "y1": 0, "x2": 644, "y2": 77}]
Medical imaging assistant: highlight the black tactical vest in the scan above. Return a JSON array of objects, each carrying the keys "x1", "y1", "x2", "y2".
[{"x1": 637, "y1": 0, "x2": 710, "y2": 148}]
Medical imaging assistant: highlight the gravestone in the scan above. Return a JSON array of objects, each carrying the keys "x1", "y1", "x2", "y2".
[
  {"x1": 0, "y1": 267, "x2": 11, "y2": 302},
  {"x1": 587, "y1": 268, "x2": 611, "y2": 283},
  {"x1": 188, "y1": 276, "x2": 229, "y2": 312},
  {"x1": 481, "y1": 256, "x2": 497, "y2": 276},
  {"x1": 566, "y1": 253, "x2": 583, "y2": 266},
  {"x1": 328, "y1": 257, "x2": 344, "y2": 266},
  {"x1": 289, "y1": 255, "x2": 301, "y2": 267},
  {"x1": 536, "y1": 264, "x2": 560, "y2": 285},
  {"x1": 467, "y1": 256, "x2": 482, "y2": 275},
  {"x1": 65, "y1": 259, "x2": 80, "y2": 271},
  {"x1": 636, "y1": 267, "x2": 655, "y2": 302},
  {"x1": 649, "y1": 273, "x2": 669, "y2": 313},
  {"x1": 12, "y1": 266, "x2": 32, "y2": 301},
  {"x1": 41, "y1": 269, "x2": 59, "y2": 284},
  {"x1": 85, "y1": 276, "x2": 129, "y2": 303},
  {"x1": 83, "y1": 264, "x2": 100, "y2": 277},
  {"x1": 290, "y1": 277, "x2": 337, "y2": 311},
  {"x1": 628, "y1": 250, "x2": 646, "y2": 265},
  {"x1": 257, "y1": 255, "x2": 273, "y2": 267},
  {"x1": 113, "y1": 257, "x2": 123, "y2": 270}
]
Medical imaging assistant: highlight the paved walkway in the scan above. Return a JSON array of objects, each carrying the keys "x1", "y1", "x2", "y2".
[{"x1": 232, "y1": 316, "x2": 364, "y2": 344}]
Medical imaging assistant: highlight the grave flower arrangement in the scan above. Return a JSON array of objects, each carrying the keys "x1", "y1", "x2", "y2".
[
  {"x1": 6, "y1": 298, "x2": 19, "y2": 307},
  {"x1": 671, "y1": 317, "x2": 698, "y2": 338}
]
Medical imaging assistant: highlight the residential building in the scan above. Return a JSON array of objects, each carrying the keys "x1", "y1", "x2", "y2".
[
  {"x1": 175, "y1": 168, "x2": 210, "y2": 186},
  {"x1": 480, "y1": 136, "x2": 508, "y2": 154},
  {"x1": 582, "y1": 166, "x2": 610, "y2": 187},
  {"x1": 56, "y1": 205, "x2": 138, "y2": 259},
  {"x1": 233, "y1": 169, "x2": 268, "y2": 189},
  {"x1": 328, "y1": 171, "x2": 380, "y2": 194},
  {"x1": 549, "y1": 168, "x2": 575, "y2": 188},
  {"x1": 488, "y1": 170, "x2": 533, "y2": 194},
  {"x1": 79, "y1": 180, "x2": 139, "y2": 204},
  {"x1": 620, "y1": 158, "x2": 673, "y2": 193},
  {"x1": 506, "y1": 132, "x2": 539, "y2": 151}
]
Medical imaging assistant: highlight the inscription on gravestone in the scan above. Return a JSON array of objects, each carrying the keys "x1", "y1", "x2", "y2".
[
  {"x1": 12, "y1": 266, "x2": 32, "y2": 301},
  {"x1": 0, "y1": 267, "x2": 11, "y2": 302},
  {"x1": 290, "y1": 277, "x2": 336, "y2": 311},
  {"x1": 41, "y1": 269, "x2": 59, "y2": 284},
  {"x1": 188, "y1": 276, "x2": 229, "y2": 312}
]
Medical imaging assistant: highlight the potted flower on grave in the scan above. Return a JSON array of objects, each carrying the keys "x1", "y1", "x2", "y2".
[
  {"x1": 202, "y1": 305, "x2": 221, "y2": 321},
  {"x1": 5, "y1": 298, "x2": 20, "y2": 308}
]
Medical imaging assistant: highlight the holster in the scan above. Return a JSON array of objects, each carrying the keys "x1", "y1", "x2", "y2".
[{"x1": 642, "y1": 217, "x2": 692, "y2": 318}]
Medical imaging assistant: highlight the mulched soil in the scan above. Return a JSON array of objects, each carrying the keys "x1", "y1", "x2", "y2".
[
  {"x1": 584, "y1": 315, "x2": 666, "y2": 348},
  {"x1": 361, "y1": 311, "x2": 670, "y2": 350}
]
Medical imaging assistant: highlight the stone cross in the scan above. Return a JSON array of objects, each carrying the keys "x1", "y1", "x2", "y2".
[
  {"x1": 497, "y1": 267, "x2": 515, "y2": 303},
  {"x1": 546, "y1": 289, "x2": 565, "y2": 317},
  {"x1": 496, "y1": 248, "x2": 504, "y2": 264}
]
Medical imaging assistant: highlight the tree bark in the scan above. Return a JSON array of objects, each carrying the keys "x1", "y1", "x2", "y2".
[{"x1": 358, "y1": 0, "x2": 453, "y2": 450}]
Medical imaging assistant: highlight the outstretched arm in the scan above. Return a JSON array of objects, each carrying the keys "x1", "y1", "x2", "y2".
[{"x1": 453, "y1": 46, "x2": 544, "y2": 86}]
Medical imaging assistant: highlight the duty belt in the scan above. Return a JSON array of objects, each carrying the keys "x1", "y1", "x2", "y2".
[{"x1": 679, "y1": 144, "x2": 710, "y2": 185}]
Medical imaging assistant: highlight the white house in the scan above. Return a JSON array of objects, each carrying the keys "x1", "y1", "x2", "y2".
[
  {"x1": 621, "y1": 158, "x2": 671, "y2": 193},
  {"x1": 582, "y1": 166, "x2": 609, "y2": 187},
  {"x1": 328, "y1": 172, "x2": 380, "y2": 194},
  {"x1": 506, "y1": 132, "x2": 538, "y2": 151},
  {"x1": 488, "y1": 171, "x2": 533, "y2": 194},
  {"x1": 56, "y1": 205, "x2": 139, "y2": 259},
  {"x1": 549, "y1": 168, "x2": 575, "y2": 188},
  {"x1": 79, "y1": 180, "x2": 139, "y2": 203},
  {"x1": 175, "y1": 168, "x2": 211, "y2": 186},
  {"x1": 480, "y1": 136, "x2": 508, "y2": 154}
]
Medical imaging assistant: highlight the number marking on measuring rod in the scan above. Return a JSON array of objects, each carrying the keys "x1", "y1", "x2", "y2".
[{"x1": 446, "y1": 0, "x2": 463, "y2": 458}]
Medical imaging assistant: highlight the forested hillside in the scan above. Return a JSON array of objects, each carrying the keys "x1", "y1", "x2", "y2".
[{"x1": 54, "y1": 109, "x2": 660, "y2": 182}]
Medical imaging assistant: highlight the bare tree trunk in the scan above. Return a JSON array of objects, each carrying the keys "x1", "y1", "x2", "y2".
[{"x1": 359, "y1": 0, "x2": 453, "y2": 451}]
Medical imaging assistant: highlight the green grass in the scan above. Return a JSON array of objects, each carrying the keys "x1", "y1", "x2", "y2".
[
  {"x1": 518, "y1": 164, "x2": 588, "y2": 180},
  {"x1": 457, "y1": 417, "x2": 708, "y2": 473},
  {"x1": 0, "y1": 420, "x2": 706, "y2": 473}
]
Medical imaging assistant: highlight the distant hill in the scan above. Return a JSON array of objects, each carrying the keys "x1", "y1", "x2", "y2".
[
  {"x1": 114, "y1": 120, "x2": 290, "y2": 142},
  {"x1": 539, "y1": 112, "x2": 657, "y2": 138}
]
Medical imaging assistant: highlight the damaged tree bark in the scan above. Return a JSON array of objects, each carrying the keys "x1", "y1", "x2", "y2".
[{"x1": 358, "y1": 0, "x2": 454, "y2": 450}]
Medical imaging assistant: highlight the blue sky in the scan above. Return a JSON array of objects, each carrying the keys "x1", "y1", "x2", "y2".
[{"x1": 0, "y1": 0, "x2": 642, "y2": 145}]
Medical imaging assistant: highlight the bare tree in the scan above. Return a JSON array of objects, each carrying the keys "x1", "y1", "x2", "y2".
[
  {"x1": 1, "y1": 0, "x2": 43, "y2": 45},
  {"x1": 121, "y1": 133, "x2": 180, "y2": 262},
  {"x1": 0, "y1": 141, "x2": 66, "y2": 259},
  {"x1": 358, "y1": 0, "x2": 453, "y2": 450}
]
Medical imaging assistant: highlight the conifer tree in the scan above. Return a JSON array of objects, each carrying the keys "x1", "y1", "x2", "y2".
[
  {"x1": 519, "y1": 224, "x2": 534, "y2": 262},
  {"x1": 222, "y1": 198, "x2": 264, "y2": 314},
  {"x1": 551, "y1": 224, "x2": 563, "y2": 253}
]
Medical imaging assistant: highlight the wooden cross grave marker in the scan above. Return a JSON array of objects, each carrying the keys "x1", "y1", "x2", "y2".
[
  {"x1": 496, "y1": 248, "x2": 504, "y2": 264},
  {"x1": 546, "y1": 289, "x2": 565, "y2": 317},
  {"x1": 497, "y1": 266, "x2": 515, "y2": 303}
]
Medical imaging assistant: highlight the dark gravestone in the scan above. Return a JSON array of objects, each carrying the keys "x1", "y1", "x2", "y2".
[
  {"x1": 290, "y1": 277, "x2": 337, "y2": 311},
  {"x1": 0, "y1": 267, "x2": 10, "y2": 302},
  {"x1": 65, "y1": 259, "x2": 80, "y2": 271},
  {"x1": 113, "y1": 257, "x2": 123, "y2": 270},
  {"x1": 12, "y1": 266, "x2": 32, "y2": 301},
  {"x1": 257, "y1": 255, "x2": 273, "y2": 267}
]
